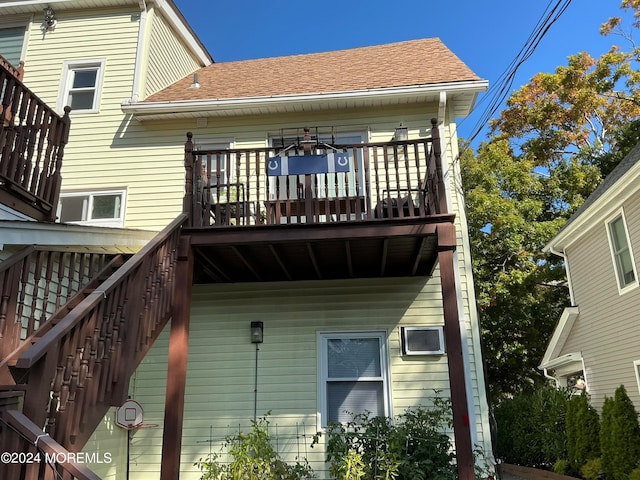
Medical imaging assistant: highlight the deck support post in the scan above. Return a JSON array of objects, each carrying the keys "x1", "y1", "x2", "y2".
[
  {"x1": 437, "y1": 223, "x2": 474, "y2": 480},
  {"x1": 160, "y1": 237, "x2": 193, "y2": 480}
]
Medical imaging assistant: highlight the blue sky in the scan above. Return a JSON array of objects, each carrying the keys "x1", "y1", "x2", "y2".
[{"x1": 173, "y1": 1, "x2": 634, "y2": 144}]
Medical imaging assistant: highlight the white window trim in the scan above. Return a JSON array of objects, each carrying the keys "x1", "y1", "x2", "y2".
[
  {"x1": 57, "y1": 58, "x2": 106, "y2": 114},
  {"x1": 57, "y1": 189, "x2": 126, "y2": 228},
  {"x1": 318, "y1": 331, "x2": 392, "y2": 427},
  {"x1": 0, "y1": 17, "x2": 30, "y2": 64},
  {"x1": 605, "y1": 208, "x2": 639, "y2": 295},
  {"x1": 634, "y1": 360, "x2": 640, "y2": 396}
]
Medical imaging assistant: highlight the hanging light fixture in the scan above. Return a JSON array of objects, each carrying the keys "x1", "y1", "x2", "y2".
[{"x1": 43, "y1": 6, "x2": 57, "y2": 31}]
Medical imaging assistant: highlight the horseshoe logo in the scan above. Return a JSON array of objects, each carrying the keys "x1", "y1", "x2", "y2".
[
  {"x1": 337, "y1": 155, "x2": 349, "y2": 167},
  {"x1": 268, "y1": 159, "x2": 279, "y2": 171}
]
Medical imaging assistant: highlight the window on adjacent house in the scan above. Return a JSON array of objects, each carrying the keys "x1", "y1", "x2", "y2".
[
  {"x1": 634, "y1": 360, "x2": 640, "y2": 395},
  {"x1": 59, "y1": 60, "x2": 105, "y2": 113},
  {"x1": 0, "y1": 25, "x2": 27, "y2": 66},
  {"x1": 320, "y1": 332, "x2": 390, "y2": 425},
  {"x1": 607, "y1": 212, "x2": 638, "y2": 292},
  {"x1": 57, "y1": 190, "x2": 125, "y2": 228}
]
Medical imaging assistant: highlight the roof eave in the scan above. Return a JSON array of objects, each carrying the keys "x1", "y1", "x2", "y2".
[
  {"x1": 544, "y1": 158, "x2": 640, "y2": 254},
  {"x1": 123, "y1": 80, "x2": 488, "y2": 120}
]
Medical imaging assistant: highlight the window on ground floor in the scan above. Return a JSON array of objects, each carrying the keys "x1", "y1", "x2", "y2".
[
  {"x1": 57, "y1": 190, "x2": 125, "y2": 228},
  {"x1": 319, "y1": 331, "x2": 391, "y2": 426}
]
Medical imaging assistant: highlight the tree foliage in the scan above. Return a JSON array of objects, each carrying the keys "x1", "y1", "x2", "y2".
[
  {"x1": 600, "y1": 386, "x2": 640, "y2": 480},
  {"x1": 461, "y1": 1, "x2": 640, "y2": 402}
]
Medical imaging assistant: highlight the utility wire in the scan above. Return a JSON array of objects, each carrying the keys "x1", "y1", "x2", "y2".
[{"x1": 458, "y1": 0, "x2": 574, "y2": 147}]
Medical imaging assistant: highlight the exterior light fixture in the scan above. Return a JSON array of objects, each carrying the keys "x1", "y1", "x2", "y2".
[
  {"x1": 395, "y1": 123, "x2": 408, "y2": 141},
  {"x1": 250, "y1": 321, "x2": 264, "y2": 344},
  {"x1": 43, "y1": 6, "x2": 57, "y2": 31}
]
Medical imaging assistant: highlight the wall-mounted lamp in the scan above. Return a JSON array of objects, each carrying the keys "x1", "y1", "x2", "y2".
[
  {"x1": 395, "y1": 123, "x2": 408, "y2": 141},
  {"x1": 43, "y1": 6, "x2": 57, "y2": 31},
  {"x1": 250, "y1": 321, "x2": 264, "y2": 344}
]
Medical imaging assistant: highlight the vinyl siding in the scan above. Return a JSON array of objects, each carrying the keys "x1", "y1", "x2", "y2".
[
  {"x1": 562, "y1": 194, "x2": 640, "y2": 411},
  {"x1": 85, "y1": 276, "x2": 489, "y2": 479},
  {"x1": 143, "y1": 9, "x2": 202, "y2": 98}
]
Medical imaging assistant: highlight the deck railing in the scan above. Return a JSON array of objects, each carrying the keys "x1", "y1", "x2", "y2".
[
  {"x1": 0, "y1": 247, "x2": 117, "y2": 363},
  {"x1": 6, "y1": 215, "x2": 185, "y2": 455},
  {"x1": 1, "y1": 55, "x2": 70, "y2": 222},
  {"x1": 184, "y1": 119, "x2": 446, "y2": 227}
]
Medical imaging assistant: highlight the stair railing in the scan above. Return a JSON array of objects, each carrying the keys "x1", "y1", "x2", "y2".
[{"x1": 11, "y1": 214, "x2": 187, "y2": 453}]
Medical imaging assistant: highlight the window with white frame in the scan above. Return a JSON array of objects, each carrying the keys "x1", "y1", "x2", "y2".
[
  {"x1": 320, "y1": 332, "x2": 390, "y2": 425},
  {"x1": 57, "y1": 190, "x2": 125, "y2": 228},
  {"x1": 0, "y1": 24, "x2": 27, "y2": 66},
  {"x1": 59, "y1": 59, "x2": 105, "y2": 113},
  {"x1": 634, "y1": 360, "x2": 640, "y2": 395},
  {"x1": 606, "y1": 211, "x2": 638, "y2": 292}
]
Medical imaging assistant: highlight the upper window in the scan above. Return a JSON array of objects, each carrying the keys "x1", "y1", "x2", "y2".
[
  {"x1": 634, "y1": 360, "x2": 640, "y2": 396},
  {"x1": 319, "y1": 332, "x2": 391, "y2": 426},
  {"x1": 57, "y1": 190, "x2": 125, "y2": 228},
  {"x1": 0, "y1": 25, "x2": 27, "y2": 66},
  {"x1": 59, "y1": 59, "x2": 105, "y2": 113},
  {"x1": 606, "y1": 211, "x2": 638, "y2": 293}
]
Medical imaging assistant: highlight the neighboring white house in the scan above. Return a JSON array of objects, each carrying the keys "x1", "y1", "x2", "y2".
[{"x1": 541, "y1": 141, "x2": 640, "y2": 411}]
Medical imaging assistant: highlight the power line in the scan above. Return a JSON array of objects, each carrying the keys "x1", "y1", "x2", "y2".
[{"x1": 459, "y1": 0, "x2": 574, "y2": 147}]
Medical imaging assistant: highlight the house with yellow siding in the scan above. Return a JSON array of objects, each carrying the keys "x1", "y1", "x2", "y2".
[{"x1": 1, "y1": 3, "x2": 494, "y2": 480}]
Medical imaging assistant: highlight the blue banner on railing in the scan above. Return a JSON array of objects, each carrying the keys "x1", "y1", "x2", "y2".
[{"x1": 267, "y1": 153, "x2": 350, "y2": 176}]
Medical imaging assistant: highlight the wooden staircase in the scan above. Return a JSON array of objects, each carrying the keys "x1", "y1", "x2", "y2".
[{"x1": 0, "y1": 215, "x2": 187, "y2": 480}]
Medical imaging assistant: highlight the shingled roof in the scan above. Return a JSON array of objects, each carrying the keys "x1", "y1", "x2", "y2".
[{"x1": 145, "y1": 38, "x2": 481, "y2": 103}]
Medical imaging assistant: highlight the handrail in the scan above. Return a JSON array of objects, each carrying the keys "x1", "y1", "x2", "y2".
[
  {"x1": 1, "y1": 57, "x2": 71, "y2": 221},
  {"x1": 0, "y1": 410, "x2": 100, "y2": 480},
  {"x1": 0, "y1": 54, "x2": 24, "y2": 81},
  {"x1": 17, "y1": 214, "x2": 187, "y2": 368},
  {"x1": 0, "y1": 246, "x2": 118, "y2": 361},
  {"x1": 183, "y1": 119, "x2": 446, "y2": 228},
  {"x1": 14, "y1": 214, "x2": 186, "y2": 449}
]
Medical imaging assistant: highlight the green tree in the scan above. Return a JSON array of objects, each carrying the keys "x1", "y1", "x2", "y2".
[
  {"x1": 461, "y1": 1, "x2": 640, "y2": 401},
  {"x1": 566, "y1": 393, "x2": 600, "y2": 475},
  {"x1": 600, "y1": 386, "x2": 640, "y2": 480}
]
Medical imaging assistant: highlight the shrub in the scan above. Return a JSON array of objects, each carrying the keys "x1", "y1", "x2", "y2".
[
  {"x1": 195, "y1": 414, "x2": 314, "y2": 480},
  {"x1": 494, "y1": 386, "x2": 570, "y2": 468},
  {"x1": 581, "y1": 457, "x2": 602, "y2": 480},
  {"x1": 600, "y1": 385, "x2": 640, "y2": 480},
  {"x1": 629, "y1": 467, "x2": 640, "y2": 480},
  {"x1": 566, "y1": 392, "x2": 600, "y2": 475},
  {"x1": 315, "y1": 396, "x2": 457, "y2": 480}
]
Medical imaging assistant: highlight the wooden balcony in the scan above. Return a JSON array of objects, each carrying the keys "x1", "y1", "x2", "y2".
[
  {"x1": 0, "y1": 54, "x2": 71, "y2": 222},
  {"x1": 183, "y1": 120, "x2": 456, "y2": 284}
]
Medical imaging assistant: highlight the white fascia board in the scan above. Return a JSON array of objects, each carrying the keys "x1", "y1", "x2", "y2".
[
  {"x1": 545, "y1": 160, "x2": 640, "y2": 253},
  {"x1": 0, "y1": 221, "x2": 155, "y2": 251},
  {"x1": 153, "y1": 0, "x2": 212, "y2": 65},
  {"x1": 539, "y1": 306, "x2": 580, "y2": 369},
  {"x1": 122, "y1": 80, "x2": 489, "y2": 119},
  {"x1": 539, "y1": 351, "x2": 583, "y2": 370}
]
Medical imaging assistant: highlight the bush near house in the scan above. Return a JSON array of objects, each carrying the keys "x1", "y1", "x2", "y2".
[
  {"x1": 314, "y1": 397, "x2": 460, "y2": 480},
  {"x1": 494, "y1": 386, "x2": 570, "y2": 468},
  {"x1": 600, "y1": 385, "x2": 640, "y2": 480},
  {"x1": 195, "y1": 414, "x2": 314, "y2": 480},
  {"x1": 566, "y1": 392, "x2": 600, "y2": 476},
  {"x1": 496, "y1": 385, "x2": 640, "y2": 480}
]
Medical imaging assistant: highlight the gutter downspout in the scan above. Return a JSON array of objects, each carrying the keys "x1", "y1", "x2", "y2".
[
  {"x1": 130, "y1": 0, "x2": 148, "y2": 103},
  {"x1": 543, "y1": 368, "x2": 560, "y2": 388},
  {"x1": 548, "y1": 245, "x2": 575, "y2": 306}
]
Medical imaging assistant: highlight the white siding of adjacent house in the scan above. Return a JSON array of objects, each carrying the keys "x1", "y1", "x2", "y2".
[
  {"x1": 561, "y1": 195, "x2": 640, "y2": 411},
  {"x1": 85, "y1": 275, "x2": 490, "y2": 479}
]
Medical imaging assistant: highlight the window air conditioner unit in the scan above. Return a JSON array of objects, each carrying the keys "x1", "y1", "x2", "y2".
[{"x1": 401, "y1": 327, "x2": 445, "y2": 355}]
